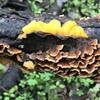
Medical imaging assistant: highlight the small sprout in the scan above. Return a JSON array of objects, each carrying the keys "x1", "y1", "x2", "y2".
[
  {"x1": 50, "y1": 84, "x2": 57, "y2": 89},
  {"x1": 37, "y1": 91, "x2": 45, "y2": 96},
  {"x1": 27, "y1": 79, "x2": 38, "y2": 86},
  {"x1": 3, "y1": 97, "x2": 10, "y2": 100},
  {"x1": 76, "y1": 89, "x2": 84, "y2": 96}
]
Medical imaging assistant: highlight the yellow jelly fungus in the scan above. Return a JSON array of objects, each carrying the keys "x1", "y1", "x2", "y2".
[
  {"x1": 45, "y1": 19, "x2": 61, "y2": 34},
  {"x1": 73, "y1": 26, "x2": 88, "y2": 38},
  {"x1": 22, "y1": 20, "x2": 37, "y2": 34},
  {"x1": 36, "y1": 21, "x2": 47, "y2": 32},
  {"x1": 18, "y1": 19, "x2": 88, "y2": 39},
  {"x1": 18, "y1": 20, "x2": 38, "y2": 39},
  {"x1": 61, "y1": 21, "x2": 77, "y2": 36}
]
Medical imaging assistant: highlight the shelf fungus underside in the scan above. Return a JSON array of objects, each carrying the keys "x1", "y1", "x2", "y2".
[{"x1": 0, "y1": 17, "x2": 100, "y2": 82}]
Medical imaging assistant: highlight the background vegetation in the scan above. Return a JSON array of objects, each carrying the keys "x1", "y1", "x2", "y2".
[
  {"x1": 0, "y1": 71, "x2": 100, "y2": 100},
  {"x1": 28, "y1": 0, "x2": 100, "y2": 19}
]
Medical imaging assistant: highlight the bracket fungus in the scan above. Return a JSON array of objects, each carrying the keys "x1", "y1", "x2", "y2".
[
  {"x1": 16, "y1": 36, "x2": 100, "y2": 78},
  {"x1": 25, "y1": 38, "x2": 100, "y2": 77},
  {"x1": 0, "y1": 39, "x2": 22, "y2": 56}
]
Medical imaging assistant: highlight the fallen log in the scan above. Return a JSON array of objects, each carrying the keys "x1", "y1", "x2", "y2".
[{"x1": 0, "y1": 13, "x2": 100, "y2": 81}]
